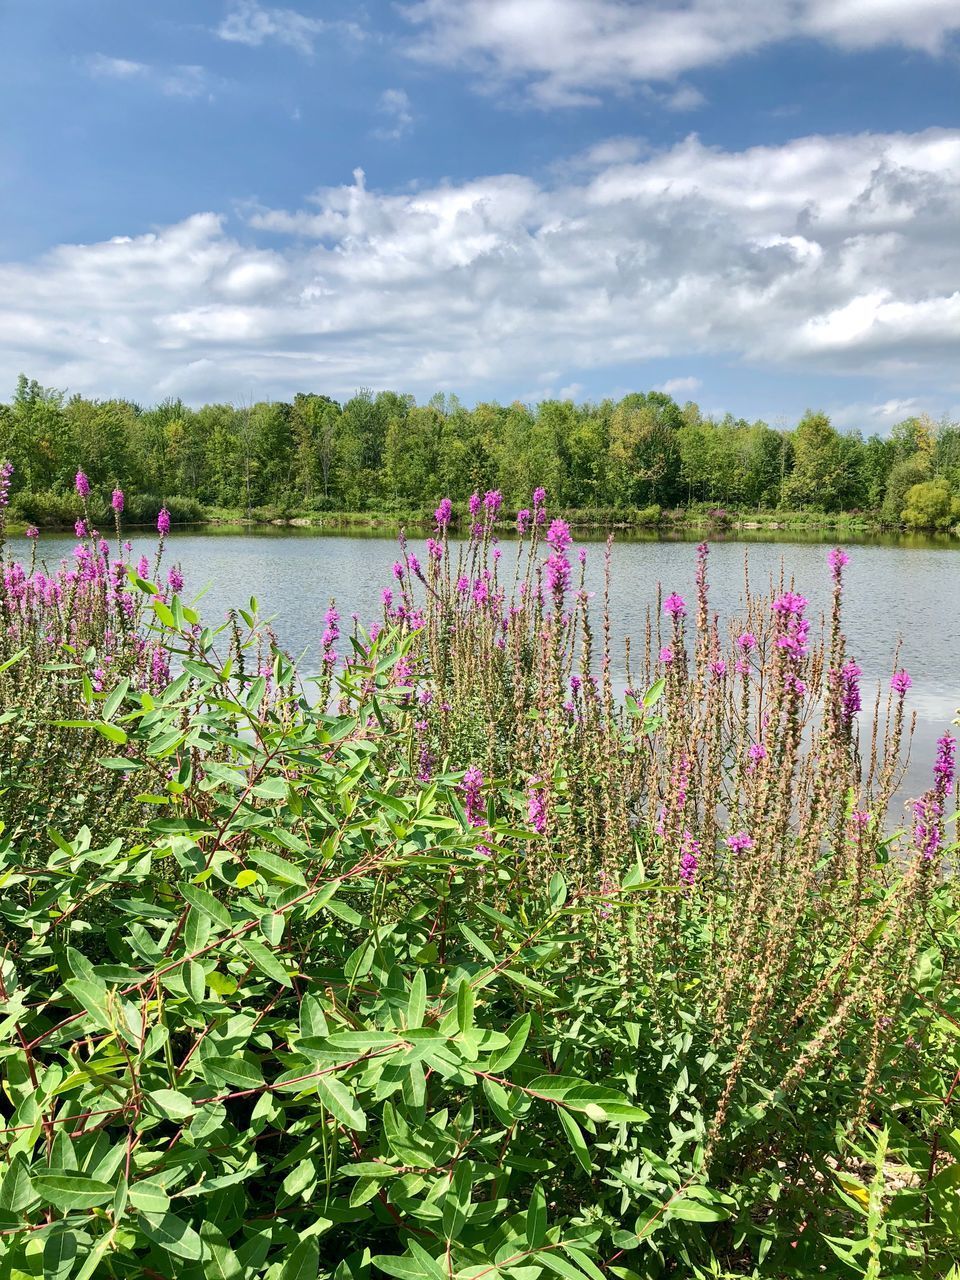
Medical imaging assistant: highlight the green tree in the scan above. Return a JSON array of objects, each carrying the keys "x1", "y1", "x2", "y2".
[{"x1": 901, "y1": 477, "x2": 960, "y2": 530}]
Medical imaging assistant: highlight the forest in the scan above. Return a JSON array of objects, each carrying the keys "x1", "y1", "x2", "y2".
[{"x1": 2, "y1": 374, "x2": 959, "y2": 529}]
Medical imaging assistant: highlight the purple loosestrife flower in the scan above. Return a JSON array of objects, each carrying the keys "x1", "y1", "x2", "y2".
[
  {"x1": 527, "y1": 777, "x2": 547, "y2": 834},
  {"x1": 679, "y1": 832, "x2": 700, "y2": 886},
  {"x1": 157, "y1": 507, "x2": 171, "y2": 537},
  {"x1": 663, "y1": 593, "x2": 686, "y2": 619},
  {"x1": 434, "y1": 497, "x2": 452, "y2": 528},
  {"x1": 25, "y1": 525, "x2": 39, "y2": 539},
  {"x1": 934, "y1": 733, "x2": 956, "y2": 789},
  {"x1": 850, "y1": 810, "x2": 871, "y2": 829},
  {"x1": 773, "y1": 590, "x2": 807, "y2": 617},
  {"x1": 840, "y1": 659, "x2": 862, "y2": 725},
  {"x1": 533, "y1": 486, "x2": 546, "y2": 508},
  {"x1": 75, "y1": 470, "x2": 90, "y2": 499},
  {"x1": 659, "y1": 645, "x2": 674, "y2": 665},
  {"x1": 74, "y1": 519, "x2": 87, "y2": 538},
  {"x1": 735, "y1": 658, "x2": 749, "y2": 676},
  {"x1": 469, "y1": 492, "x2": 482, "y2": 518},
  {"x1": 381, "y1": 588, "x2": 393, "y2": 610},
  {"x1": 516, "y1": 508, "x2": 531, "y2": 534},
  {"x1": 111, "y1": 488, "x2": 124, "y2": 514},
  {"x1": 545, "y1": 551, "x2": 570, "y2": 597},
  {"x1": 426, "y1": 537, "x2": 443, "y2": 562},
  {"x1": 483, "y1": 489, "x2": 502, "y2": 515},
  {"x1": 748, "y1": 742, "x2": 766, "y2": 770},
  {"x1": 737, "y1": 632, "x2": 757, "y2": 651},
  {"x1": 462, "y1": 765, "x2": 485, "y2": 827},
  {"x1": 137, "y1": 555, "x2": 149, "y2": 579},
  {"x1": 392, "y1": 561, "x2": 404, "y2": 581},
  {"x1": 891, "y1": 669, "x2": 912, "y2": 696},
  {"x1": 772, "y1": 591, "x2": 810, "y2": 659},
  {"x1": 167, "y1": 565, "x2": 184, "y2": 594},
  {"x1": 727, "y1": 831, "x2": 753, "y2": 854},
  {"x1": 546, "y1": 518, "x2": 572, "y2": 553},
  {"x1": 0, "y1": 460, "x2": 12, "y2": 507},
  {"x1": 828, "y1": 546, "x2": 850, "y2": 581},
  {"x1": 415, "y1": 721, "x2": 434, "y2": 782},
  {"x1": 710, "y1": 658, "x2": 727, "y2": 678}
]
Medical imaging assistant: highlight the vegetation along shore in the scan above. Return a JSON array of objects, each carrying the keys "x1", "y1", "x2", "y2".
[
  {"x1": 0, "y1": 467, "x2": 957, "y2": 1277},
  {"x1": 3, "y1": 375, "x2": 960, "y2": 534}
]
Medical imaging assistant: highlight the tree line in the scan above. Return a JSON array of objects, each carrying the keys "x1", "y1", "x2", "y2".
[{"x1": 1, "y1": 374, "x2": 959, "y2": 528}]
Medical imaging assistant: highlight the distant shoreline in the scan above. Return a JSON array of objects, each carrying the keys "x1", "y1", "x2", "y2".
[{"x1": 8, "y1": 503, "x2": 954, "y2": 539}]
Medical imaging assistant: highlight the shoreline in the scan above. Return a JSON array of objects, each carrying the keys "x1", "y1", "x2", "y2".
[{"x1": 5, "y1": 505, "x2": 934, "y2": 538}]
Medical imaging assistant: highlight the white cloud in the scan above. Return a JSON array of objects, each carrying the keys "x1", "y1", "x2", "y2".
[
  {"x1": 1, "y1": 129, "x2": 960, "y2": 405},
  {"x1": 656, "y1": 376, "x2": 703, "y2": 397},
  {"x1": 215, "y1": 1, "x2": 362, "y2": 54},
  {"x1": 373, "y1": 89, "x2": 414, "y2": 141},
  {"x1": 400, "y1": 0, "x2": 960, "y2": 105},
  {"x1": 87, "y1": 54, "x2": 148, "y2": 80},
  {"x1": 86, "y1": 54, "x2": 214, "y2": 99},
  {"x1": 662, "y1": 84, "x2": 706, "y2": 112}
]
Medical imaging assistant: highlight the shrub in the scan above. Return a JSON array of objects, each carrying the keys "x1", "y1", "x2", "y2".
[
  {"x1": 0, "y1": 485, "x2": 958, "y2": 1278},
  {"x1": 902, "y1": 477, "x2": 960, "y2": 531}
]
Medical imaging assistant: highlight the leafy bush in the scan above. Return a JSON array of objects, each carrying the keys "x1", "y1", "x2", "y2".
[
  {"x1": 902, "y1": 478, "x2": 960, "y2": 531},
  {"x1": 0, "y1": 488, "x2": 959, "y2": 1277}
]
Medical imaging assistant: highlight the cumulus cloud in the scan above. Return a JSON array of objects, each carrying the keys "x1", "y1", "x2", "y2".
[
  {"x1": 215, "y1": 1, "x2": 362, "y2": 55},
  {"x1": 656, "y1": 377, "x2": 703, "y2": 397},
  {"x1": 86, "y1": 54, "x2": 213, "y2": 99},
  {"x1": 400, "y1": 0, "x2": 960, "y2": 105},
  {"x1": 1, "y1": 129, "x2": 959, "y2": 404},
  {"x1": 373, "y1": 89, "x2": 415, "y2": 140}
]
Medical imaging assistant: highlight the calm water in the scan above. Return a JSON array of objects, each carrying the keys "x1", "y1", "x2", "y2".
[{"x1": 11, "y1": 528, "x2": 960, "y2": 816}]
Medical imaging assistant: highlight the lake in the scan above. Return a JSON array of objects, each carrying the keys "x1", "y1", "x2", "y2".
[{"x1": 10, "y1": 526, "x2": 959, "y2": 817}]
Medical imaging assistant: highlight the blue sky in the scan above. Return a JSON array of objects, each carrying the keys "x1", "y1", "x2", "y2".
[{"x1": 1, "y1": 0, "x2": 958, "y2": 431}]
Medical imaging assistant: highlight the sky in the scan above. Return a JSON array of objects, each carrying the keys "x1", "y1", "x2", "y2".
[{"x1": 0, "y1": 0, "x2": 958, "y2": 431}]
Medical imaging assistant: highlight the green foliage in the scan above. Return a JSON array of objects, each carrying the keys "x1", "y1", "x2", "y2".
[
  {"x1": 1, "y1": 554, "x2": 959, "y2": 1277},
  {"x1": 902, "y1": 477, "x2": 960, "y2": 530},
  {"x1": 3, "y1": 376, "x2": 958, "y2": 522}
]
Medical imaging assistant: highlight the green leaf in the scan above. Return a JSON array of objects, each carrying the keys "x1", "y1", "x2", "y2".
[
  {"x1": 488, "y1": 1013, "x2": 531, "y2": 1072},
  {"x1": 526, "y1": 1182, "x2": 546, "y2": 1248},
  {"x1": 93, "y1": 719, "x2": 128, "y2": 745},
  {"x1": 247, "y1": 849, "x2": 306, "y2": 886},
  {"x1": 643, "y1": 677, "x2": 666, "y2": 707},
  {"x1": 407, "y1": 968, "x2": 427, "y2": 1030},
  {"x1": 548, "y1": 872, "x2": 567, "y2": 910},
  {"x1": 152, "y1": 600, "x2": 177, "y2": 629},
  {"x1": 147, "y1": 1089, "x2": 196, "y2": 1119},
  {"x1": 373, "y1": 1257, "x2": 434, "y2": 1280},
  {"x1": 316, "y1": 1075, "x2": 367, "y2": 1131},
  {"x1": 204, "y1": 1055, "x2": 264, "y2": 1090},
  {"x1": 539, "y1": 1253, "x2": 590, "y2": 1280},
  {"x1": 179, "y1": 884, "x2": 232, "y2": 928},
  {"x1": 239, "y1": 938, "x2": 293, "y2": 987},
  {"x1": 456, "y1": 978, "x2": 475, "y2": 1034},
  {"x1": 42, "y1": 1226, "x2": 79, "y2": 1280},
  {"x1": 442, "y1": 1161, "x2": 473, "y2": 1239},
  {"x1": 279, "y1": 1237, "x2": 320, "y2": 1279},
  {"x1": 32, "y1": 1171, "x2": 115, "y2": 1210},
  {"x1": 129, "y1": 1177, "x2": 171, "y2": 1215},
  {"x1": 0, "y1": 1154, "x2": 39, "y2": 1212},
  {"x1": 140, "y1": 1211, "x2": 204, "y2": 1261},
  {"x1": 557, "y1": 1109, "x2": 591, "y2": 1174}
]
